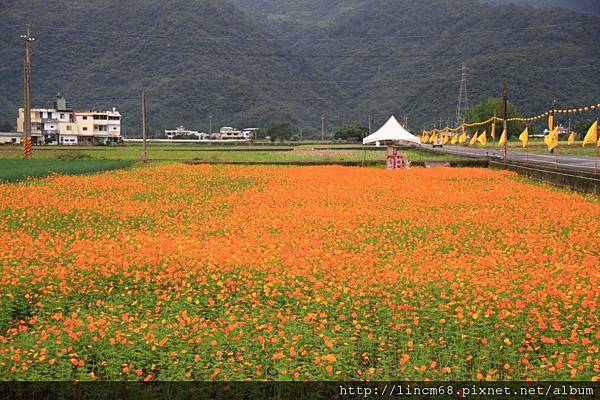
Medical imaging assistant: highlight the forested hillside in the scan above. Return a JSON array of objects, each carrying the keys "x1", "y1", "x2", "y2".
[
  {"x1": 0, "y1": 0, "x2": 337, "y2": 136},
  {"x1": 1, "y1": 0, "x2": 599, "y2": 135},
  {"x1": 484, "y1": 0, "x2": 600, "y2": 16},
  {"x1": 234, "y1": 0, "x2": 600, "y2": 130}
]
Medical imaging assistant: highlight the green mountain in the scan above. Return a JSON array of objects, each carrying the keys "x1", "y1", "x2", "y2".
[
  {"x1": 0, "y1": 0, "x2": 338, "y2": 136},
  {"x1": 484, "y1": 0, "x2": 600, "y2": 16},
  {"x1": 229, "y1": 0, "x2": 365, "y2": 35},
  {"x1": 234, "y1": 0, "x2": 600, "y2": 130},
  {"x1": 1, "y1": 0, "x2": 599, "y2": 135}
]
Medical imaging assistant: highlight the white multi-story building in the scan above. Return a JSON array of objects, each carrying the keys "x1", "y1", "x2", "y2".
[
  {"x1": 242, "y1": 128, "x2": 259, "y2": 140},
  {"x1": 17, "y1": 95, "x2": 121, "y2": 145},
  {"x1": 165, "y1": 126, "x2": 208, "y2": 140},
  {"x1": 213, "y1": 127, "x2": 245, "y2": 140}
]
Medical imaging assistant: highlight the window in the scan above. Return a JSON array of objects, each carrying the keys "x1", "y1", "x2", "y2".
[
  {"x1": 60, "y1": 114, "x2": 65, "y2": 119},
  {"x1": 82, "y1": 116, "x2": 88, "y2": 120},
  {"x1": 83, "y1": 127, "x2": 88, "y2": 131}
]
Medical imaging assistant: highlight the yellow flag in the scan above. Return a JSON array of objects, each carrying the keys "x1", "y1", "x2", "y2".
[
  {"x1": 582, "y1": 121, "x2": 598, "y2": 147},
  {"x1": 451, "y1": 133, "x2": 458, "y2": 145},
  {"x1": 490, "y1": 122, "x2": 496, "y2": 140},
  {"x1": 567, "y1": 132, "x2": 575, "y2": 145},
  {"x1": 544, "y1": 127, "x2": 559, "y2": 152},
  {"x1": 519, "y1": 127, "x2": 529, "y2": 148},
  {"x1": 459, "y1": 127, "x2": 467, "y2": 144},
  {"x1": 469, "y1": 131, "x2": 479, "y2": 145},
  {"x1": 548, "y1": 113, "x2": 554, "y2": 131},
  {"x1": 431, "y1": 131, "x2": 438, "y2": 144},
  {"x1": 421, "y1": 133, "x2": 429, "y2": 143},
  {"x1": 477, "y1": 130, "x2": 487, "y2": 145},
  {"x1": 498, "y1": 128, "x2": 508, "y2": 146},
  {"x1": 442, "y1": 133, "x2": 449, "y2": 145}
]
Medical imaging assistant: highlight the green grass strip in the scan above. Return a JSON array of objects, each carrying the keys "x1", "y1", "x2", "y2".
[{"x1": 0, "y1": 159, "x2": 134, "y2": 183}]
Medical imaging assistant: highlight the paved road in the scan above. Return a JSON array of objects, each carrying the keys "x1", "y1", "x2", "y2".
[{"x1": 424, "y1": 144, "x2": 600, "y2": 173}]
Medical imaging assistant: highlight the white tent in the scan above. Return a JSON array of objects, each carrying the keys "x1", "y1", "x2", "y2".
[{"x1": 362, "y1": 115, "x2": 420, "y2": 145}]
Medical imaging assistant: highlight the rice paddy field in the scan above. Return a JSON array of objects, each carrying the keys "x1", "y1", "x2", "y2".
[
  {"x1": 0, "y1": 159, "x2": 134, "y2": 183},
  {"x1": 0, "y1": 143, "x2": 455, "y2": 163},
  {"x1": 0, "y1": 164, "x2": 598, "y2": 381}
]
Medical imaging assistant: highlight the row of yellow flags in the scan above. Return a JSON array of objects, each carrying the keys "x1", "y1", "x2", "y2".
[{"x1": 420, "y1": 120, "x2": 600, "y2": 151}]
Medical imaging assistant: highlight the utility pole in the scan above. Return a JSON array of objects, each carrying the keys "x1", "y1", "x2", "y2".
[
  {"x1": 209, "y1": 115, "x2": 212, "y2": 137},
  {"x1": 21, "y1": 25, "x2": 35, "y2": 159},
  {"x1": 156, "y1": 108, "x2": 160, "y2": 139},
  {"x1": 502, "y1": 83, "x2": 508, "y2": 160},
  {"x1": 368, "y1": 114, "x2": 372, "y2": 134},
  {"x1": 456, "y1": 63, "x2": 469, "y2": 128},
  {"x1": 551, "y1": 98, "x2": 556, "y2": 131},
  {"x1": 404, "y1": 115, "x2": 408, "y2": 129},
  {"x1": 141, "y1": 91, "x2": 148, "y2": 162},
  {"x1": 321, "y1": 114, "x2": 325, "y2": 142}
]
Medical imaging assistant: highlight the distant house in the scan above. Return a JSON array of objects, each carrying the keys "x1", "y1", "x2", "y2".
[
  {"x1": 242, "y1": 128, "x2": 260, "y2": 140},
  {"x1": 0, "y1": 132, "x2": 22, "y2": 145},
  {"x1": 165, "y1": 126, "x2": 208, "y2": 140},
  {"x1": 213, "y1": 127, "x2": 246, "y2": 140},
  {"x1": 17, "y1": 94, "x2": 121, "y2": 145}
]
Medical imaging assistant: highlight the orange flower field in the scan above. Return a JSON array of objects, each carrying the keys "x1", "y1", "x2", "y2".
[{"x1": 0, "y1": 164, "x2": 598, "y2": 381}]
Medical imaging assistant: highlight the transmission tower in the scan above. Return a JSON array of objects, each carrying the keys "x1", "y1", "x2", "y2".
[{"x1": 455, "y1": 63, "x2": 469, "y2": 128}]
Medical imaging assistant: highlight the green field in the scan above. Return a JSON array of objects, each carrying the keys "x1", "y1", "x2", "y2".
[
  {"x1": 0, "y1": 143, "x2": 457, "y2": 162},
  {"x1": 0, "y1": 159, "x2": 135, "y2": 183},
  {"x1": 0, "y1": 143, "x2": 466, "y2": 183}
]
